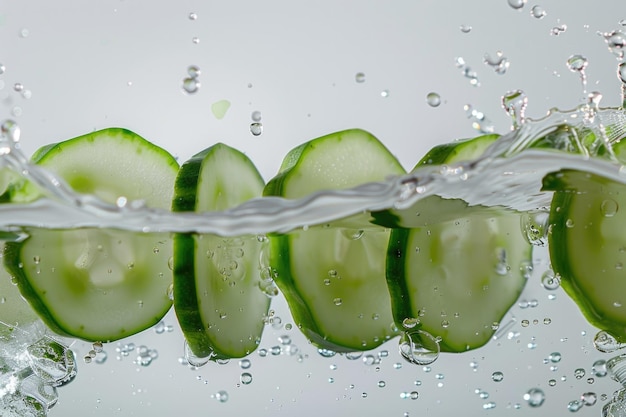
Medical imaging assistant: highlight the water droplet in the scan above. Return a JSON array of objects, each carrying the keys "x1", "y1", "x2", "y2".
[
  {"x1": 26, "y1": 337, "x2": 77, "y2": 386},
  {"x1": 13, "y1": 83, "x2": 23, "y2": 92},
  {"x1": 426, "y1": 92, "x2": 441, "y2": 107},
  {"x1": 0, "y1": 64, "x2": 5, "y2": 75},
  {"x1": 530, "y1": 5, "x2": 546, "y2": 19},
  {"x1": 592, "y1": 360, "x2": 608, "y2": 377},
  {"x1": 240, "y1": 372, "x2": 253, "y2": 385},
  {"x1": 548, "y1": 379, "x2": 557, "y2": 386},
  {"x1": 318, "y1": 348, "x2": 336, "y2": 358},
  {"x1": 574, "y1": 368, "x2": 586, "y2": 379},
  {"x1": 492, "y1": 371, "x2": 504, "y2": 382},
  {"x1": 594, "y1": 330, "x2": 626, "y2": 353},
  {"x1": 507, "y1": 0, "x2": 526, "y2": 10},
  {"x1": 19, "y1": 28, "x2": 29, "y2": 38},
  {"x1": 1, "y1": 120, "x2": 20, "y2": 144},
  {"x1": 377, "y1": 380, "x2": 386, "y2": 388},
  {"x1": 380, "y1": 89, "x2": 390, "y2": 98},
  {"x1": 551, "y1": 24, "x2": 567, "y2": 36},
  {"x1": 619, "y1": 62, "x2": 626, "y2": 83},
  {"x1": 484, "y1": 51, "x2": 510, "y2": 75},
  {"x1": 524, "y1": 388, "x2": 545, "y2": 407},
  {"x1": 541, "y1": 270, "x2": 561, "y2": 290},
  {"x1": 581, "y1": 392, "x2": 597, "y2": 406},
  {"x1": 601, "y1": 199, "x2": 619, "y2": 217},
  {"x1": 189, "y1": 12, "x2": 198, "y2": 20},
  {"x1": 333, "y1": 297, "x2": 342, "y2": 306},
  {"x1": 239, "y1": 359, "x2": 251, "y2": 369},
  {"x1": 483, "y1": 402, "x2": 496, "y2": 410},
  {"x1": 182, "y1": 77, "x2": 200, "y2": 94},
  {"x1": 251, "y1": 111, "x2": 262, "y2": 122},
  {"x1": 501, "y1": 89, "x2": 528, "y2": 129},
  {"x1": 355, "y1": 72, "x2": 366, "y2": 83},
  {"x1": 215, "y1": 390, "x2": 229, "y2": 403},
  {"x1": 567, "y1": 400, "x2": 583, "y2": 412},
  {"x1": 398, "y1": 330, "x2": 440, "y2": 366},
  {"x1": 250, "y1": 122, "x2": 263, "y2": 136},
  {"x1": 455, "y1": 57, "x2": 480, "y2": 87},
  {"x1": 460, "y1": 24, "x2": 472, "y2": 33},
  {"x1": 464, "y1": 104, "x2": 495, "y2": 133},
  {"x1": 192, "y1": 37, "x2": 200, "y2": 44},
  {"x1": 402, "y1": 317, "x2": 420, "y2": 329},
  {"x1": 607, "y1": 354, "x2": 626, "y2": 386},
  {"x1": 603, "y1": 30, "x2": 626, "y2": 59}
]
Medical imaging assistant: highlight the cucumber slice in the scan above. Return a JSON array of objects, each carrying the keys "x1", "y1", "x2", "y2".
[
  {"x1": 3, "y1": 128, "x2": 178, "y2": 342},
  {"x1": 264, "y1": 129, "x2": 405, "y2": 352},
  {"x1": 386, "y1": 134, "x2": 533, "y2": 352},
  {"x1": 544, "y1": 169, "x2": 626, "y2": 341},
  {"x1": 172, "y1": 143, "x2": 269, "y2": 359}
]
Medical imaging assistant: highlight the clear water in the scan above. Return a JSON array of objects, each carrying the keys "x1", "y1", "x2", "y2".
[{"x1": 6, "y1": 1, "x2": 626, "y2": 416}]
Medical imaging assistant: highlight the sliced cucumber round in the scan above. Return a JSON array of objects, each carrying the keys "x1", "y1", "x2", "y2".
[
  {"x1": 172, "y1": 143, "x2": 269, "y2": 359},
  {"x1": 264, "y1": 129, "x2": 405, "y2": 352},
  {"x1": 386, "y1": 134, "x2": 532, "y2": 352},
  {"x1": 4, "y1": 128, "x2": 178, "y2": 342},
  {"x1": 545, "y1": 169, "x2": 626, "y2": 341}
]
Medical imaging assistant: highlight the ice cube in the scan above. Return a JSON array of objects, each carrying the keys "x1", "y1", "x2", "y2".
[{"x1": 26, "y1": 337, "x2": 76, "y2": 387}]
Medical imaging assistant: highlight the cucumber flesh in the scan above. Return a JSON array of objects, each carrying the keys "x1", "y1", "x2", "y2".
[
  {"x1": 172, "y1": 143, "x2": 270, "y2": 359},
  {"x1": 4, "y1": 128, "x2": 178, "y2": 342},
  {"x1": 264, "y1": 129, "x2": 405, "y2": 352},
  {"x1": 544, "y1": 169, "x2": 626, "y2": 341},
  {"x1": 386, "y1": 134, "x2": 532, "y2": 352}
]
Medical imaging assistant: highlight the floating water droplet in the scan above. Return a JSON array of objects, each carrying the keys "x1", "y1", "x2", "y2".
[
  {"x1": 507, "y1": 0, "x2": 526, "y2": 10},
  {"x1": 464, "y1": 104, "x2": 495, "y2": 133},
  {"x1": 251, "y1": 111, "x2": 262, "y2": 122},
  {"x1": 250, "y1": 122, "x2": 263, "y2": 136},
  {"x1": 182, "y1": 77, "x2": 200, "y2": 94},
  {"x1": 1, "y1": 120, "x2": 20, "y2": 143},
  {"x1": 594, "y1": 330, "x2": 626, "y2": 353},
  {"x1": 380, "y1": 89, "x2": 390, "y2": 98},
  {"x1": 492, "y1": 371, "x2": 504, "y2": 382},
  {"x1": 581, "y1": 392, "x2": 597, "y2": 406},
  {"x1": 574, "y1": 368, "x2": 586, "y2": 379},
  {"x1": 0, "y1": 64, "x2": 5, "y2": 75},
  {"x1": 592, "y1": 359, "x2": 608, "y2": 377},
  {"x1": 567, "y1": 400, "x2": 583, "y2": 412},
  {"x1": 187, "y1": 65, "x2": 201, "y2": 79},
  {"x1": 541, "y1": 270, "x2": 561, "y2": 290},
  {"x1": 192, "y1": 37, "x2": 200, "y2": 44},
  {"x1": 501, "y1": 89, "x2": 528, "y2": 129},
  {"x1": 531, "y1": 5, "x2": 546, "y2": 19},
  {"x1": 355, "y1": 72, "x2": 366, "y2": 83},
  {"x1": 603, "y1": 30, "x2": 626, "y2": 59},
  {"x1": 455, "y1": 57, "x2": 480, "y2": 87},
  {"x1": 189, "y1": 12, "x2": 198, "y2": 20},
  {"x1": 524, "y1": 387, "x2": 545, "y2": 407},
  {"x1": 484, "y1": 51, "x2": 510, "y2": 75},
  {"x1": 215, "y1": 390, "x2": 229, "y2": 403},
  {"x1": 240, "y1": 372, "x2": 253, "y2": 385},
  {"x1": 13, "y1": 83, "x2": 23, "y2": 92},
  {"x1": 551, "y1": 24, "x2": 567, "y2": 36},
  {"x1": 460, "y1": 24, "x2": 472, "y2": 33},
  {"x1": 398, "y1": 330, "x2": 440, "y2": 366},
  {"x1": 19, "y1": 28, "x2": 29, "y2": 38},
  {"x1": 426, "y1": 92, "x2": 441, "y2": 107}
]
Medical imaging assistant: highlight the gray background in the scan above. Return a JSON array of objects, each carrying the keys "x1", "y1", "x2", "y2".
[{"x1": 2, "y1": 0, "x2": 625, "y2": 415}]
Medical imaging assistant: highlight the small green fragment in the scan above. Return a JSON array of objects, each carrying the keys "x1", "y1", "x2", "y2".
[{"x1": 211, "y1": 100, "x2": 231, "y2": 120}]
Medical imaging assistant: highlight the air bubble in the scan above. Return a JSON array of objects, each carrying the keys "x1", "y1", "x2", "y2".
[{"x1": 426, "y1": 92, "x2": 441, "y2": 107}]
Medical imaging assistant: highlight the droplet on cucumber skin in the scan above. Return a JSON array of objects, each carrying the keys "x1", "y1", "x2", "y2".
[
  {"x1": 398, "y1": 330, "x2": 440, "y2": 366},
  {"x1": 426, "y1": 92, "x2": 441, "y2": 107},
  {"x1": 601, "y1": 199, "x2": 619, "y2": 217}
]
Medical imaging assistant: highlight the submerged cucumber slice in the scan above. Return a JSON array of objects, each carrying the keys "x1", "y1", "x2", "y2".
[
  {"x1": 4, "y1": 128, "x2": 178, "y2": 342},
  {"x1": 544, "y1": 169, "x2": 626, "y2": 341},
  {"x1": 386, "y1": 135, "x2": 532, "y2": 352},
  {"x1": 264, "y1": 129, "x2": 405, "y2": 352},
  {"x1": 172, "y1": 143, "x2": 269, "y2": 359}
]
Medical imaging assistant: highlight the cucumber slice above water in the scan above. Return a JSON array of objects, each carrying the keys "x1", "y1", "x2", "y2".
[
  {"x1": 544, "y1": 169, "x2": 626, "y2": 342},
  {"x1": 385, "y1": 135, "x2": 533, "y2": 352},
  {"x1": 172, "y1": 143, "x2": 270, "y2": 360},
  {"x1": 263, "y1": 129, "x2": 405, "y2": 352},
  {"x1": 4, "y1": 128, "x2": 178, "y2": 342}
]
